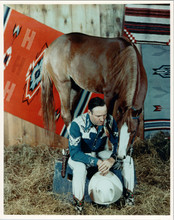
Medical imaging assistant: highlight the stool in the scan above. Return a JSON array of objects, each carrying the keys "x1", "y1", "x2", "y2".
[{"x1": 53, "y1": 160, "x2": 92, "y2": 202}]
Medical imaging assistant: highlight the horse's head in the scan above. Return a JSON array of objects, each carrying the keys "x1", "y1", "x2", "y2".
[{"x1": 113, "y1": 106, "x2": 142, "y2": 158}]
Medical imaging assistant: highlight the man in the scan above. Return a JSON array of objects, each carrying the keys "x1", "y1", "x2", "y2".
[{"x1": 68, "y1": 97, "x2": 134, "y2": 213}]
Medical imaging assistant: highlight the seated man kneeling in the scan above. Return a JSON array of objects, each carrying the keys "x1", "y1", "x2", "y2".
[{"x1": 68, "y1": 97, "x2": 134, "y2": 214}]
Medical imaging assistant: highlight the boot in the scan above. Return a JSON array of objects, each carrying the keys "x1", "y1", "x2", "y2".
[
  {"x1": 125, "y1": 190, "x2": 134, "y2": 206},
  {"x1": 73, "y1": 195, "x2": 84, "y2": 215}
]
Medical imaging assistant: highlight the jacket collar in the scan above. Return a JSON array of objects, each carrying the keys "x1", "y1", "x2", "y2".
[
  {"x1": 85, "y1": 113, "x2": 103, "y2": 132},
  {"x1": 85, "y1": 113, "x2": 93, "y2": 131}
]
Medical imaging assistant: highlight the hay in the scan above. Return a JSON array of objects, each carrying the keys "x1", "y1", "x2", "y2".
[{"x1": 4, "y1": 132, "x2": 170, "y2": 215}]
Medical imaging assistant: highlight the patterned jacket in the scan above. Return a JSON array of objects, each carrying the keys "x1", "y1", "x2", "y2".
[{"x1": 68, "y1": 113, "x2": 119, "y2": 166}]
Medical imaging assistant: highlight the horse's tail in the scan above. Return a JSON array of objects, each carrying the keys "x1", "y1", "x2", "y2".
[
  {"x1": 132, "y1": 43, "x2": 148, "y2": 109},
  {"x1": 41, "y1": 55, "x2": 55, "y2": 131}
]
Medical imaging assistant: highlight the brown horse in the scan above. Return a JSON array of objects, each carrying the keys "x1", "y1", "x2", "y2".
[{"x1": 41, "y1": 32, "x2": 147, "y2": 155}]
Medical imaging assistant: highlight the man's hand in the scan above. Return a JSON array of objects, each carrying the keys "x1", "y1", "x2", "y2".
[
  {"x1": 98, "y1": 157, "x2": 115, "y2": 176},
  {"x1": 97, "y1": 159, "x2": 103, "y2": 167}
]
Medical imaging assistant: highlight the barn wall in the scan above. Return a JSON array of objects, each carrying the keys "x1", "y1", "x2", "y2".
[
  {"x1": 6, "y1": 4, "x2": 124, "y2": 36},
  {"x1": 4, "y1": 4, "x2": 125, "y2": 147}
]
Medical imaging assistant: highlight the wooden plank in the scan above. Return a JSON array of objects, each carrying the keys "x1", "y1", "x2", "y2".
[
  {"x1": 54, "y1": 133, "x2": 69, "y2": 149},
  {"x1": 112, "y1": 4, "x2": 125, "y2": 37},
  {"x1": 34, "y1": 124, "x2": 47, "y2": 146},
  {"x1": 71, "y1": 4, "x2": 86, "y2": 33},
  {"x1": 29, "y1": 4, "x2": 45, "y2": 24},
  {"x1": 99, "y1": 4, "x2": 123, "y2": 38},
  {"x1": 20, "y1": 118, "x2": 36, "y2": 145},
  {"x1": 4, "y1": 112, "x2": 9, "y2": 146},
  {"x1": 17, "y1": 4, "x2": 30, "y2": 16},
  {"x1": 4, "y1": 112, "x2": 23, "y2": 146},
  {"x1": 42, "y1": 4, "x2": 57, "y2": 30},
  {"x1": 4, "y1": 112, "x2": 69, "y2": 147},
  {"x1": 6, "y1": 4, "x2": 30, "y2": 16},
  {"x1": 50, "y1": 4, "x2": 72, "y2": 33},
  {"x1": 99, "y1": 4, "x2": 113, "y2": 37},
  {"x1": 35, "y1": 124, "x2": 68, "y2": 148},
  {"x1": 105, "y1": 4, "x2": 115, "y2": 38},
  {"x1": 5, "y1": 4, "x2": 16, "y2": 11},
  {"x1": 85, "y1": 4, "x2": 100, "y2": 36}
]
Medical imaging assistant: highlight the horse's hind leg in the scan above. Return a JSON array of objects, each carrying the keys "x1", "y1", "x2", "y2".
[
  {"x1": 69, "y1": 79, "x2": 83, "y2": 117},
  {"x1": 55, "y1": 80, "x2": 72, "y2": 127}
]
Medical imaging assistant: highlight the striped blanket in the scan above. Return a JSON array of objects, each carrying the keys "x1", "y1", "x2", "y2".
[{"x1": 124, "y1": 4, "x2": 170, "y2": 44}]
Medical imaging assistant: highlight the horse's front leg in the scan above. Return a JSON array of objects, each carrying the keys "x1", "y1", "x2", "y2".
[{"x1": 56, "y1": 80, "x2": 72, "y2": 127}]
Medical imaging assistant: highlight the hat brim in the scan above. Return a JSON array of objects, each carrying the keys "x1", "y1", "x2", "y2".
[{"x1": 88, "y1": 171, "x2": 123, "y2": 205}]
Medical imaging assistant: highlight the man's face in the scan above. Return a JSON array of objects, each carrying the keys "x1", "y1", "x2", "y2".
[{"x1": 88, "y1": 105, "x2": 107, "y2": 126}]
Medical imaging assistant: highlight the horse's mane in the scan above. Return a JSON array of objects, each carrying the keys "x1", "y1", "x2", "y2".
[{"x1": 107, "y1": 45, "x2": 137, "y2": 108}]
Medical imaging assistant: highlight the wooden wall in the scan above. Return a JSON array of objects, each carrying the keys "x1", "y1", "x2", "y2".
[
  {"x1": 4, "y1": 4, "x2": 125, "y2": 147},
  {"x1": 6, "y1": 4, "x2": 124, "y2": 37}
]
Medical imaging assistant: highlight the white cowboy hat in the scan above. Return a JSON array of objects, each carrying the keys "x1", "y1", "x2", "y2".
[{"x1": 88, "y1": 171, "x2": 123, "y2": 205}]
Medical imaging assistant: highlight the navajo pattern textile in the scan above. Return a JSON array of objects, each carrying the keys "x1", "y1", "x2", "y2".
[
  {"x1": 124, "y1": 4, "x2": 170, "y2": 44},
  {"x1": 142, "y1": 44, "x2": 170, "y2": 138},
  {"x1": 4, "y1": 6, "x2": 103, "y2": 137}
]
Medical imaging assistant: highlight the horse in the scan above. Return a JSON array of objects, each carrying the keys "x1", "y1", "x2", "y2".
[{"x1": 41, "y1": 32, "x2": 147, "y2": 157}]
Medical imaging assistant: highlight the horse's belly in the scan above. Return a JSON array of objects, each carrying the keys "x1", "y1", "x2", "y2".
[
  {"x1": 83, "y1": 81, "x2": 103, "y2": 93},
  {"x1": 70, "y1": 71, "x2": 104, "y2": 93},
  {"x1": 69, "y1": 57, "x2": 105, "y2": 94}
]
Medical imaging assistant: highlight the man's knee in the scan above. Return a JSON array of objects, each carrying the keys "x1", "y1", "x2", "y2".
[
  {"x1": 74, "y1": 162, "x2": 87, "y2": 175},
  {"x1": 69, "y1": 158, "x2": 87, "y2": 178}
]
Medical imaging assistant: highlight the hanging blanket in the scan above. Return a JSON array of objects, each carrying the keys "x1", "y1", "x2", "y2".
[
  {"x1": 4, "y1": 6, "x2": 103, "y2": 137},
  {"x1": 123, "y1": 4, "x2": 170, "y2": 45},
  {"x1": 141, "y1": 44, "x2": 170, "y2": 138}
]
